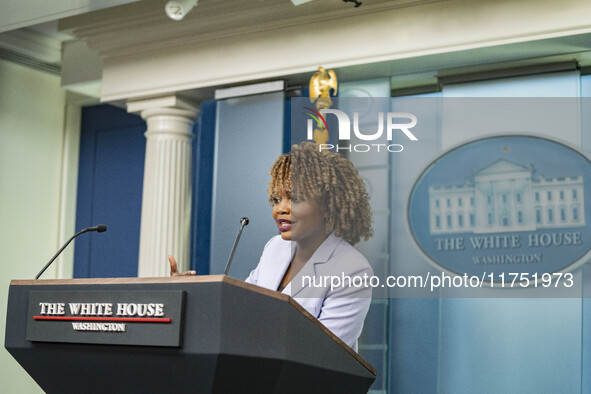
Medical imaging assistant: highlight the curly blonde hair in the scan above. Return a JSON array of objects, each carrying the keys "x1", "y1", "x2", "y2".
[{"x1": 268, "y1": 142, "x2": 373, "y2": 245}]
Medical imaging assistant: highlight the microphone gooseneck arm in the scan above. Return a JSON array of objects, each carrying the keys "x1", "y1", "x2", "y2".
[
  {"x1": 224, "y1": 217, "x2": 249, "y2": 276},
  {"x1": 35, "y1": 225, "x2": 107, "y2": 280}
]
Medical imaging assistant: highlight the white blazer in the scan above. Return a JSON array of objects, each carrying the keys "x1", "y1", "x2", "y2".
[{"x1": 245, "y1": 233, "x2": 373, "y2": 351}]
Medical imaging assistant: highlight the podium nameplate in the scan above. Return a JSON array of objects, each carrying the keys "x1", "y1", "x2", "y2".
[{"x1": 25, "y1": 290, "x2": 185, "y2": 347}]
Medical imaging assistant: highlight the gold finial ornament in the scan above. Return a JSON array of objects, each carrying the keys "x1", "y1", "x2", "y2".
[
  {"x1": 309, "y1": 66, "x2": 338, "y2": 110},
  {"x1": 308, "y1": 67, "x2": 337, "y2": 145}
]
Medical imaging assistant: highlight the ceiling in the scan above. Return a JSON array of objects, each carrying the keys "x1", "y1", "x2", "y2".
[{"x1": 0, "y1": 0, "x2": 143, "y2": 74}]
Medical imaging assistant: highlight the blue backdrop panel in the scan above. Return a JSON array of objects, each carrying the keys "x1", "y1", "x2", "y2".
[
  {"x1": 580, "y1": 76, "x2": 591, "y2": 394},
  {"x1": 191, "y1": 100, "x2": 216, "y2": 274},
  {"x1": 389, "y1": 94, "x2": 443, "y2": 393},
  {"x1": 436, "y1": 72, "x2": 584, "y2": 394},
  {"x1": 209, "y1": 92, "x2": 284, "y2": 279},
  {"x1": 74, "y1": 104, "x2": 146, "y2": 278}
]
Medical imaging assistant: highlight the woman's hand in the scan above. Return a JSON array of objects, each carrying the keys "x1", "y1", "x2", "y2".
[{"x1": 168, "y1": 255, "x2": 196, "y2": 276}]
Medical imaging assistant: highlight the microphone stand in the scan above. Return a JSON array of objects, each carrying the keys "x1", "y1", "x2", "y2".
[
  {"x1": 35, "y1": 225, "x2": 107, "y2": 279},
  {"x1": 224, "y1": 217, "x2": 249, "y2": 276}
]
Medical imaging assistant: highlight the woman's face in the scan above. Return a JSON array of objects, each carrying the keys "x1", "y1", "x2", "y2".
[{"x1": 271, "y1": 189, "x2": 325, "y2": 243}]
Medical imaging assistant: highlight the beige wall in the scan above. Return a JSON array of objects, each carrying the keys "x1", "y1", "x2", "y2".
[{"x1": 0, "y1": 58, "x2": 78, "y2": 393}]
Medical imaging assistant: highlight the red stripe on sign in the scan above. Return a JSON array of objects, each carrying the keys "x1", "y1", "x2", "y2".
[{"x1": 33, "y1": 316, "x2": 171, "y2": 323}]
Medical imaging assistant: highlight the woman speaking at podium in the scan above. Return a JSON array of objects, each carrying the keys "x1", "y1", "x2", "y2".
[{"x1": 170, "y1": 142, "x2": 373, "y2": 351}]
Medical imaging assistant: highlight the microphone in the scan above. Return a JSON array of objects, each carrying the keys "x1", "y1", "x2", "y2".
[
  {"x1": 224, "y1": 217, "x2": 249, "y2": 276},
  {"x1": 88, "y1": 224, "x2": 107, "y2": 233},
  {"x1": 35, "y1": 225, "x2": 108, "y2": 279}
]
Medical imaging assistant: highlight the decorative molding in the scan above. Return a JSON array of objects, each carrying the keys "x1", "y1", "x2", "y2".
[
  {"x1": 59, "y1": 0, "x2": 591, "y2": 103},
  {"x1": 0, "y1": 27, "x2": 64, "y2": 73},
  {"x1": 0, "y1": 28, "x2": 62, "y2": 62},
  {"x1": 0, "y1": 47, "x2": 60, "y2": 75},
  {"x1": 60, "y1": 0, "x2": 441, "y2": 57}
]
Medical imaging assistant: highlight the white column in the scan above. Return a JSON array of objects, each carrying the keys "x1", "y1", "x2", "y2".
[{"x1": 128, "y1": 96, "x2": 198, "y2": 277}]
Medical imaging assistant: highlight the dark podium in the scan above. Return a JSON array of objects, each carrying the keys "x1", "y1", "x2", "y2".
[{"x1": 5, "y1": 275, "x2": 376, "y2": 393}]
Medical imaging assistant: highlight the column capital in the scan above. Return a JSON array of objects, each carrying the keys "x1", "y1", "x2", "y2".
[{"x1": 127, "y1": 94, "x2": 200, "y2": 119}]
